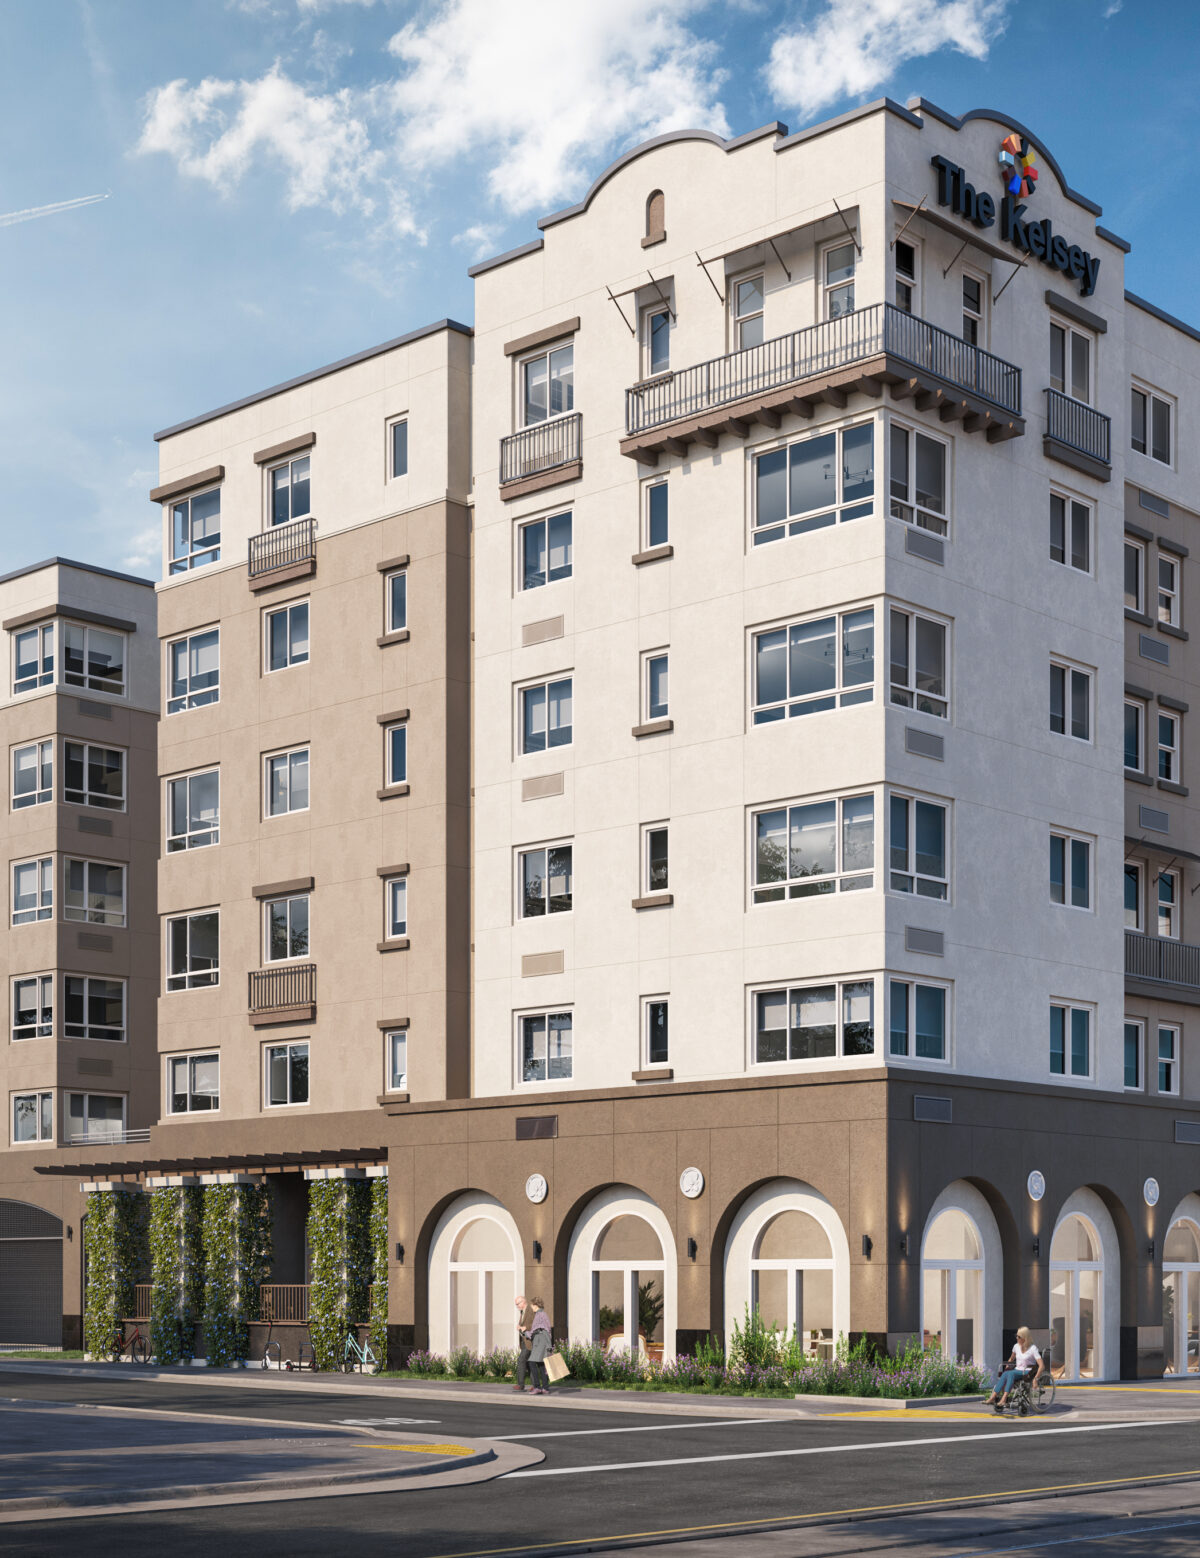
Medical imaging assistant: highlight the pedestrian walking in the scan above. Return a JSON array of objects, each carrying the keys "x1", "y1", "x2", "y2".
[
  {"x1": 527, "y1": 1297, "x2": 552, "y2": 1395},
  {"x1": 512, "y1": 1293, "x2": 535, "y2": 1392}
]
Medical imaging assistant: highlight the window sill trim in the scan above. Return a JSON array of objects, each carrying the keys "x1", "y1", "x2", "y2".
[
  {"x1": 632, "y1": 893, "x2": 673, "y2": 910},
  {"x1": 1125, "y1": 771, "x2": 1155, "y2": 787},
  {"x1": 248, "y1": 1004, "x2": 316, "y2": 1028},
  {"x1": 1125, "y1": 607, "x2": 1154, "y2": 627},
  {"x1": 632, "y1": 1067, "x2": 673, "y2": 1082},
  {"x1": 1158, "y1": 779, "x2": 1189, "y2": 797},
  {"x1": 377, "y1": 1091, "x2": 410, "y2": 1105},
  {"x1": 377, "y1": 629, "x2": 410, "y2": 647},
  {"x1": 377, "y1": 938, "x2": 410, "y2": 953},
  {"x1": 632, "y1": 718, "x2": 673, "y2": 738},
  {"x1": 377, "y1": 784, "x2": 410, "y2": 800},
  {"x1": 632, "y1": 544, "x2": 674, "y2": 566},
  {"x1": 1159, "y1": 622, "x2": 1189, "y2": 641}
]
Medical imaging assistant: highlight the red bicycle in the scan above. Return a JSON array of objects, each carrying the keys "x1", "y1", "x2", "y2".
[{"x1": 110, "y1": 1320, "x2": 150, "y2": 1363}]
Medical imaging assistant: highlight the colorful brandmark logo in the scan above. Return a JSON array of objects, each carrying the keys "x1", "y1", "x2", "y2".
[{"x1": 998, "y1": 133, "x2": 1038, "y2": 199}]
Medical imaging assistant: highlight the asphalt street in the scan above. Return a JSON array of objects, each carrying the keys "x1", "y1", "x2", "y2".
[{"x1": 2, "y1": 1369, "x2": 1200, "y2": 1556}]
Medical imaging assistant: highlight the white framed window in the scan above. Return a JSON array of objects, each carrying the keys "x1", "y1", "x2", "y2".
[
  {"x1": 12, "y1": 975, "x2": 52, "y2": 1041},
  {"x1": 732, "y1": 273, "x2": 764, "y2": 349},
  {"x1": 270, "y1": 455, "x2": 310, "y2": 526},
  {"x1": 644, "y1": 997, "x2": 669, "y2": 1065},
  {"x1": 889, "y1": 423, "x2": 947, "y2": 535},
  {"x1": 1123, "y1": 1019, "x2": 1143, "y2": 1091},
  {"x1": 518, "y1": 843, "x2": 572, "y2": 918},
  {"x1": 265, "y1": 747, "x2": 309, "y2": 817},
  {"x1": 642, "y1": 824, "x2": 668, "y2": 894},
  {"x1": 166, "y1": 769, "x2": 219, "y2": 852},
  {"x1": 1124, "y1": 862, "x2": 1142, "y2": 931},
  {"x1": 889, "y1": 794, "x2": 948, "y2": 899},
  {"x1": 519, "y1": 1010, "x2": 573, "y2": 1084},
  {"x1": 169, "y1": 487, "x2": 221, "y2": 574},
  {"x1": 1050, "y1": 1001, "x2": 1092, "y2": 1079},
  {"x1": 521, "y1": 342, "x2": 573, "y2": 426},
  {"x1": 642, "y1": 305, "x2": 670, "y2": 378},
  {"x1": 1125, "y1": 539, "x2": 1145, "y2": 612},
  {"x1": 265, "y1": 1041, "x2": 309, "y2": 1106},
  {"x1": 1051, "y1": 322, "x2": 1091, "y2": 404},
  {"x1": 1132, "y1": 385, "x2": 1172, "y2": 464},
  {"x1": 385, "y1": 876, "x2": 407, "y2": 939},
  {"x1": 384, "y1": 722, "x2": 407, "y2": 787},
  {"x1": 961, "y1": 271, "x2": 985, "y2": 345},
  {"x1": 753, "y1": 979, "x2": 875, "y2": 1064},
  {"x1": 13, "y1": 623, "x2": 53, "y2": 694},
  {"x1": 752, "y1": 793, "x2": 874, "y2": 903},
  {"x1": 167, "y1": 628, "x2": 219, "y2": 714},
  {"x1": 889, "y1": 608, "x2": 947, "y2": 718},
  {"x1": 12, "y1": 740, "x2": 52, "y2": 809},
  {"x1": 168, "y1": 1052, "x2": 219, "y2": 1114},
  {"x1": 265, "y1": 601, "x2": 309, "y2": 672},
  {"x1": 753, "y1": 608, "x2": 874, "y2": 725},
  {"x1": 385, "y1": 1030, "x2": 407, "y2": 1092},
  {"x1": 385, "y1": 568, "x2": 407, "y2": 632},
  {"x1": 644, "y1": 481, "x2": 669, "y2": 549},
  {"x1": 63, "y1": 858, "x2": 124, "y2": 927},
  {"x1": 64, "y1": 742, "x2": 125, "y2": 810},
  {"x1": 12, "y1": 857, "x2": 52, "y2": 925},
  {"x1": 13, "y1": 1092, "x2": 52, "y2": 1144},
  {"x1": 65, "y1": 975, "x2": 125, "y2": 1041},
  {"x1": 520, "y1": 677, "x2": 573, "y2": 753},
  {"x1": 66, "y1": 1092, "x2": 124, "y2": 1143},
  {"x1": 1159, "y1": 1025, "x2": 1180, "y2": 1095},
  {"x1": 166, "y1": 910, "x2": 219, "y2": 990},
  {"x1": 62, "y1": 622, "x2": 125, "y2": 697},
  {"x1": 754, "y1": 422, "x2": 875, "y2": 545},
  {"x1": 894, "y1": 238, "x2": 918, "y2": 313},
  {"x1": 520, "y1": 511, "x2": 572, "y2": 590},
  {"x1": 1050, "y1": 830, "x2": 1091, "y2": 910},
  {"x1": 1050, "y1": 493, "x2": 1090, "y2": 573},
  {"x1": 1159, "y1": 555, "x2": 1180, "y2": 627},
  {"x1": 1125, "y1": 699, "x2": 1145, "y2": 773},
  {"x1": 389, "y1": 417, "x2": 408, "y2": 479},
  {"x1": 1158, "y1": 869, "x2": 1179, "y2": 939},
  {"x1": 1050, "y1": 659, "x2": 1091, "y2": 742},
  {"x1": 822, "y1": 241, "x2": 855, "y2": 319},
  {"x1": 643, "y1": 651, "x2": 669, "y2": 721},
  {"x1": 888, "y1": 979, "x2": 949, "y2": 1063},
  {"x1": 264, "y1": 894, "x2": 309, "y2": 963},
  {"x1": 1158, "y1": 712, "x2": 1180, "y2": 783}
]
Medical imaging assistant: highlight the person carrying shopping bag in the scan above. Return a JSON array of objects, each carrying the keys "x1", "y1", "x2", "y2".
[
  {"x1": 526, "y1": 1298, "x2": 553, "y2": 1395},
  {"x1": 512, "y1": 1293, "x2": 535, "y2": 1392}
]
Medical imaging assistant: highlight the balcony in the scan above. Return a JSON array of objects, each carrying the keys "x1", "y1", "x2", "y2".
[
  {"x1": 1126, "y1": 931, "x2": 1200, "y2": 997},
  {"x1": 248, "y1": 517, "x2": 317, "y2": 589},
  {"x1": 1044, "y1": 388, "x2": 1111, "y2": 482},
  {"x1": 65, "y1": 1126, "x2": 150, "y2": 1147},
  {"x1": 500, "y1": 411, "x2": 582, "y2": 500},
  {"x1": 621, "y1": 303, "x2": 1023, "y2": 463},
  {"x1": 248, "y1": 962, "x2": 317, "y2": 1026}
]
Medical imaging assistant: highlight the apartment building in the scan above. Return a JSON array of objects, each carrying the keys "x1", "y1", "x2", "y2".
[{"x1": 16, "y1": 97, "x2": 1200, "y2": 1379}]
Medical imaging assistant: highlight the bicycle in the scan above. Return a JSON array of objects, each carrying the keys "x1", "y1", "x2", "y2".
[
  {"x1": 342, "y1": 1330, "x2": 380, "y2": 1374},
  {"x1": 111, "y1": 1319, "x2": 150, "y2": 1364}
]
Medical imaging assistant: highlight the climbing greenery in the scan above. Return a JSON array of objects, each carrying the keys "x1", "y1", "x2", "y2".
[
  {"x1": 149, "y1": 1186, "x2": 205, "y2": 1364},
  {"x1": 202, "y1": 1183, "x2": 272, "y2": 1368},
  {"x1": 83, "y1": 1189, "x2": 146, "y2": 1358},
  {"x1": 369, "y1": 1175, "x2": 389, "y2": 1367},
  {"x1": 307, "y1": 1178, "x2": 372, "y2": 1370}
]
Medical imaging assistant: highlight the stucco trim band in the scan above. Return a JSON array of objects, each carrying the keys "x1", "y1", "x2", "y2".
[
  {"x1": 2, "y1": 604, "x2": 138, "y2": 634},
  {"x1": 503, "y1": 318, "x2": 580, "y2": 357},
  {"x1": 149, "y1": 466, "x2": 225, "y2": 503},
  {"x1": 252, "y1": 876, "x2": 314, "y2": 899},
  {"x1": 254, "y1": 432, "x2": 316, "y2": 465}
]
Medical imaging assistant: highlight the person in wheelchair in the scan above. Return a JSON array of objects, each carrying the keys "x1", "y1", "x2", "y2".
[{"x1": 986, "y1": 1326, "x2": 1044, "y2": 1413}]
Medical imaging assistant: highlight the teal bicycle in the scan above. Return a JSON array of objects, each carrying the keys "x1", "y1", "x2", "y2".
[{"x1": 342, "y1": 1330, "x2": 380, "y2": 1374}]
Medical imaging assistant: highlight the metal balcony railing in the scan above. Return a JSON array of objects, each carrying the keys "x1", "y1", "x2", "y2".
[
  {"x1": 248, "y1": 962, "x2": 316, "y2": 1014},
  {"x1": 248, "y1": 517, "x2": 317, "y2": 579},
  {"x1": 260, "y1": 1284, "x2": 310, "y2": 1323},
  {"x1": 1126, "y1": 930, "x2": 1200, "y2": 989},
  {"x1": 65, "y1": 1126, "x2": 150, "y2": 1147},
  {"x1": 500, "y1": 411, "x2": 582, "y2": 485},
  {"x1": 625, "y1": 302, "x2": 1022, "y2": 435},
  {"x1": 133, "y1": 1284, "x2": 152, "y2": 1319},
  {"x1": 1045, "y1": 388, "x2": 1111, "y2": 465}
]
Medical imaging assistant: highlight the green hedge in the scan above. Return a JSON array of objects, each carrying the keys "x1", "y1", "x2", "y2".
[
  {"x1": 307, "y1": 1178, "x2": 372, "y2": 1370},
  {"x1": 369, "y1": 1175, "x2": 389, "y2": 1366},
  {"x1": 202, "y1": 1183, "x2": 272, "y2": 1368},
  {"x1": 149, "y1": 1186, "x2": 205, "y2": 1364},
  {"x1": 83, "y1": 1189, "x2": 146, "y2": 1359}
]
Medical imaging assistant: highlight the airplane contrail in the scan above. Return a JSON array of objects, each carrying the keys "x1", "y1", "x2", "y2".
[{"x1": 0, "y1": 192, "x2": 110, "y2": 229}]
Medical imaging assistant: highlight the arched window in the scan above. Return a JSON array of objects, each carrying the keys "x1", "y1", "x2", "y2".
[
  {"x1": 645, "y1": 190, "x2": 665, "y2": 244},
  {"x1": 592, "y1": 1213, "x2": 665, "y2": 1358},
  {"x1": 750, "y1": 1209, "x2": 834, "y2": 1356},
  {"x1": 1050, "y1": 1214, "x2": 1103, "y2": 1380},
  {"x1": 921, "y1": 1209, "x2": 983, "y2": 1365},
  {"x1": 447, "y1": 1215, "x2": 516, "y2": 1353},
  {"x1": 1163, "y1": 1218, "x2": 1200, "y2": 1375}
]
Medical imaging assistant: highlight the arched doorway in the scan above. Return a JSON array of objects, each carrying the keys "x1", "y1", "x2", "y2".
[
  {"x1": 1050, "y1": 1214, "x2": 1103, "y2": 1380},
  {"x1": 921, "y1": 1209, "x2": 984, "y2": 1365},
  {"x1": 426, "y1": 1193, "x2": 524, "y2": 1356},
  {"x1": 567, "y1": 1187, "x2": 677, "y2": 1361},
  {"x1": 0, "y1": 1201, "x2": 63, "y2": 1348},
  {"x1": 1163, "y1": 1217, "x2": 1200, "y2": 1375}
]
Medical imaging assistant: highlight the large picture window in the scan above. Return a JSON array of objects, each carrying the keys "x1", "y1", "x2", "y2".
[
  {"x1": 167, "y1": 629, "x2": 219, "y2": 714},
  {"x1": 167, "y1": 769, "x2": 219, "y2": 851},
  {"x1": 889, "y1": 980, "x2": 948, "y2": 1061},
  {"x1": 889, "y1": 426, "x2": 947, "y2": 535},
  {"x1": 64, "y1": 742, "x2": 125, "y2": 810},
  {"x1": 63, "y1": 858, "x2": 125, "y2": 926},
  {"x1": 753, "y1": 424, "x2": 874, "y2": 545},
  {"x1": 169, "y1": 488, "x2": 221, "y2": 573},
  {"x1": 754, "y1": 981, "x2": 874, "y2": 1063},
  {"x1": 169, "y1": 1053, "x2": 220, "y2": 1114},
  {"x1": 752, "y1": 795, "x2": 873, "y2": 902},
  {"x1": 64, "y1": 975, "x2": 125, "y2": 1041},
  {"x1": 889, "y1": 795, "x2": 948, "y2": 899},
  {"x1": 753, "y1": 610, "x2": 874, "y2": 724},
  {"x1": 166, "y1": 910, "x2": 219, "y2": 990}
]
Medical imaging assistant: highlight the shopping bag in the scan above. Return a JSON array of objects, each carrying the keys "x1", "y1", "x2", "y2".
[{"x1": 545, "y1": 1350, "x2": 570, "y2": 1383}]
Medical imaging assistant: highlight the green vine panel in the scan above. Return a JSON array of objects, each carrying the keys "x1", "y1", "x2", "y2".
[
  {"x1": 83, "y1": 1189, "x2": 146, "y2": 1358},
  {"x1": 202, "y1": 1183, "x2": 272, "y2": 1368},
  {"x1": 369, "y1": 1175, "x2": 389, "y2": 1366},
  {"x1": 149, "y1": 1186, "x2": 205, "y2": 1364},
  {"x1": 307, "y1": 1178, "x2": 372, "y2": 1370}
]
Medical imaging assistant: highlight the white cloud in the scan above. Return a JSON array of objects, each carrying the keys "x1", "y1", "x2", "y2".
[
  {"x1": 1102, "y1": 0, "x2": 1122, "y2": 15},
  {"x1": 766, "y1": 0, "x2": 1009, "y2": 119},
  {"x1": 309, "y1": 27, "x2": 353, "y2": 79},
  {"x1": 452, "y1": 222, "x2": 502, "y2": 259},
  {"x1": 296, "y1": 0, "x2": 376, "y2": 9}
]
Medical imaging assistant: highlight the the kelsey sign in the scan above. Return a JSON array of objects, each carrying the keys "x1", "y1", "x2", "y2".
[{"x1": 929, "y1": 139, "x2": 1101, "y2": 298}]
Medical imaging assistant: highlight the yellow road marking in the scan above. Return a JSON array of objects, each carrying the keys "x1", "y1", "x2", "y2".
[
  {"x1": 1057, "y1": 1384, "x2": 1200, "y2": 1394},
  {"x1": 363, "y1": 1441, "x2": 475, "y2": 1455},
  {"x1": 818, "y1": 1410, "x2": 1015, "y2": 1420}
]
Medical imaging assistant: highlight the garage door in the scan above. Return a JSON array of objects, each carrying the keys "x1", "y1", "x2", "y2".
[{"x1": 0, "y1": 1201, "x2": 62, "y2": 1348}]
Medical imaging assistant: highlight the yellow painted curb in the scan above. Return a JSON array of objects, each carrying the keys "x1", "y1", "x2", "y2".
[{"x1": 364, "y1": 1442, "x2": 475, "y2": 1455}]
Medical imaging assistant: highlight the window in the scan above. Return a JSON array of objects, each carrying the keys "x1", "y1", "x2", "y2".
[
  {"x1": 66, "y1": 1092, "x2": 124, "y2": 1142},
  {"x1": 1125, "y1": 862, "x2": 1142, "y2": 931},
  {"x1": 265, "y1": 748, "x2": 309, "y2": 817},
  {"x1": 167, "y1": 769, "x2": 219, "y2": 851},
  {"x1": 167, "y1": 628, "x2": 219, "y2": 714},
  {"x1": 166, "y1": 910, "x2": 219, "y2": 990},
  {"x1": 385, "y1": 877, "x2": 407, "y2": 939},
  {"x1": 270, "y1": 456, "x2": 310, "y2": 525},
  {"x1": 1125, "y1": 540, "x2": 1145, "y2": 612},
  {"x1": 1159, "y1": 712, "x2": 1179, "y2": 783},
  {"x1": 644, "y1": 652, "x2": 669, "y2": 721},
  {"x1": 169, "y1": 488, "x2": 221, "y2": 573},
  {"x1": 1050, "y1": 322, "x2": 1091, "y2": 403},
  {"x1": 733, "y1": 274, "x2": 763, "y2": 349},
  {"x1": 64, "y1": 976, "x2": 125, "y2": 1041},
  {"x1": 13, "y1": 1092, "x2": 52, "y2": 1144},
  {"x1": 1050, "y1": 831, "x2": 1091, "y2": 910},
  {"x1": 265, "y1": 894, "x2": 309, "y2": 962},
  {"x1": 645, "y1": 998, "x2": 669, "y2": 1065},
  {"x1": 520, "y1": 1011, "x2": 572, "y2": 1083},
  {"x1": 168, "y1": 1053, "x2": 219, "y2": 1114},
  {"x1": 1159, "y1": 1025, "x2": 1180, "y2": 1094},
  {"x1": 519, "y1": 844, "x2": 572, "y2": 917},
  {"x1": 962, "y1": 273, "x2": 984, "y2": 344},
  {"x1": 889, "y1": 795, "x2": 948, "y2": 899},
  {"x1": 64, "y1": 858, "x2": 125, "y2": 926},
  {"x1": 1125, "y1": 699, "x2": 1145, "y2": 773},
  {"x1": 822, "y1": 242, "x2": 855, "y2": 319},
  {"x1": 63, "y1": 623, "x2": 125, "y2": 697},
  {"x1": 522, "y1": 344, "x2": 573, "y2": 425},
  {"x1": 894, "y1": 240, "x2": 917, "y2": 313},
  {"x1": 645, "y1": 189, "x2": 664, "y2": 240},
  {"x1": 1132, "y1": 386, "x2": 1172, "y2": 464},
  {"x1": 12, "y1": 740, "x2": 52, "y2": 809},
  {"x1": 265, "y1": 601, "x2": 309, "y2": 671},
  {"x1": 521, "y1": 678, "x2": 572, "y2": 752},
  {"x1": 1050, "y1": 494, "x2": 1089, "y2": 573},
  {"x1": 754, "y1": 980, "x2": 874, "y2": 1062},
  {"x1": 755, "y1": 423, "x2": 874, "y2": 545},
  {"x1": 753, "y1": 794, "x2": 874, "y2": 902},
  {"x1": 12, "y1": 857, "x2": 52, "y2": 924},
  {"x1": 520, "y1": 511, "x2": 572, "y2": 590},
  {"x1": 12, "y1": 975, "x2": 52, "y2": 1041},
  {"x1": 385, "y1": 568, "x2": 407, "y2": 632},
  {"x1": 889, "y1": 424, "x2": 947, "y2": 534},
  {"x1": 644, "y1": 306, "x2": 670, "y2": 377},
  {"x1": 889, "y1": 609, "x2": 947, "y2": 718},
  {"x1": 888, "y1": 980, "x2": 947, "y2": 1061},
  {"x1": 1123, "y1": 1020, "x2": 1143, "y2": 1090},
  {"x1": 64, "y1": 742, "x2": 124, "y2": 810},
  {"x1": 643, "y1": 825, "x2": 668, "y2": 894},
  {"x1": 1050, "y1": 1003, "x2": 1091, "y2": 1078},
  {"x1": 1050, "y1": 660, "x2": 1091, "y2": 742},
  {"x1": 13, "y1": 623, "x2": 53, "y2": 693},
  {"x1": 1159, "y1": 556, "x2": 1180, "y2": 627},
  {"x1": 753, "y1": 609, "x2": 874, "y2": 724},
  {"x1": 645, "y1": 482, "x2": 668, "y2": 549},
  {"x1": 386, "y1": 1030, "x2": 407, "y2": 1091},
  {"x1": 1158, "y1": 869, "x2": 1178, "y2": 939},
  {"x1": 385, "y1": 722, "x2": 407, "y2": 787},
  {"x1": 265, "y1": 1042, "x2": 309, "y2": 1106},
  {"x1": 390, "y1": 418, "x2": 408, "y2": 478}
]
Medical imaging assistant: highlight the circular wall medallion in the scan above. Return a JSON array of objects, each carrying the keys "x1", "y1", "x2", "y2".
[
  {"x1": 1144, "y1": 1177, "x2": 1161, "y2": 1208},
  {"x1": 679, "y1": 1167, "x2": 705, "y2": 1200},
  {"x1": 1027, "y1": 1170, "x2": 1046, "y2": 1202},
  {"x1": 525, "y1": 1173, "x2": 548, "y2": 1204}
]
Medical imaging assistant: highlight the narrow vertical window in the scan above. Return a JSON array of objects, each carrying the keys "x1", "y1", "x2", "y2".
[
  {"x1": 1158, "y1": 556, "x2": 1180, "y2": 626},
  {"x1": 823, "y1": 243, "x2": 855, "y2": 319},
  {"x1": 386, "y1": 569, "x2": 407, "y2": 633},
  {"x1": 645, "y1": 999, "x2": 669, "y2": 1065},
  {"x1": 894, "y1": 240, "x2": 916, "y2": 313},
  {"x1": 1124, "y1": 700, "x2": 1144, "y2": 772},
  {"x1": 1123, "y1": 1021, "x2": 1143, "y2": 1090},
  {"x1": 385, "y1": 723, "x2": 407, "y2": 786},
  {"x1": 644, "y1": 825, "x2": 669, "y2": 894},
  {"x1": 390, "y1": 419, "x2": 408, "y2": 478},
  {"x1": 12, "y1": 740, "x2": 52, "y2": 809},
  {"x1": 733, "y1": 275, "x2": 764, "y2": 349},
  {"x1": 646, "y1": 482, "x2": 669, "y2": 548},
  {"x1": 270, "y1": 457, "x2": 311, "y2": 525},
  {"x1": 1124, "y1": 863, "x2": 1142, "y2": 930},
  {"x1": 1124, "y1": 540, "x2": 1145, "y2": 611},
  {"x1": 645, "y1": 653, "x2": 669, "y2": 721},
  {"x1": 1158, "y1": 1026, "x2": 1179, "y2": 1094}
]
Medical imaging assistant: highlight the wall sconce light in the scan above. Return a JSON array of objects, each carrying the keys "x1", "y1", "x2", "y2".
[
  {"x1": 532, "y1": 1240, "x2": 542, "y2": 1263},
  {"x1": 687, "y1": 1237, "x2": 697, "y2": 1261},
  {"x1": 861, "y1": 1234, "x2": 872, "y2": 1259},
  {"x1": 1148, "y1": 1239, "x2": 1156, "y2": 1262},
  {"x1": 395, "y1": 1242, "x2": 405, "y2": 1264},
  {"x1": 897, "y1": 1233, "x2": 909, "y2": 1258},
  {"x1": 1032, "y1": 1237, "x2": 1040, "y2": 1260},
  {"x1": 66, "y1": 1225, "x2": 73, "y2": 1242}
]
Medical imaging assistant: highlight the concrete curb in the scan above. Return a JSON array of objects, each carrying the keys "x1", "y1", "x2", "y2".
[{"x1": 793, "y1": 1392, "x2": 988, "y2": 1411}]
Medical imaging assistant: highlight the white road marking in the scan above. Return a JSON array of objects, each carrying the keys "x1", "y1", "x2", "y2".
[
  {"x1": 490, "y1": 1416, "x2": 786, "y2": 1441},
  {"x1": 335, "y1": 1416, "x2": 439, "y2": 1427},
  {"x1": 504, "y1": 1417, "x2": 1171, "y2": 1477}
]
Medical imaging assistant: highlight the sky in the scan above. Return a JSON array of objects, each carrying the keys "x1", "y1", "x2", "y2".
[{"x1": 1, "y1": 0, "x2": 1197, "y2": 580}]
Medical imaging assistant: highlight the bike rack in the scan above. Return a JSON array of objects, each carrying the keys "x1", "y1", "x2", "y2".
[
  {"x1": 263, "y1": 1341, "x2": 282, "y2": 1370},
  {"x1": 298, "y1": 1342, "x2": 315, "y2": 1371}
]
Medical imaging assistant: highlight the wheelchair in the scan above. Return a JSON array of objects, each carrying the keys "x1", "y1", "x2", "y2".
[{"x1": 995, "y1": 1358, "x2": 1055, "y2": 1416}]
